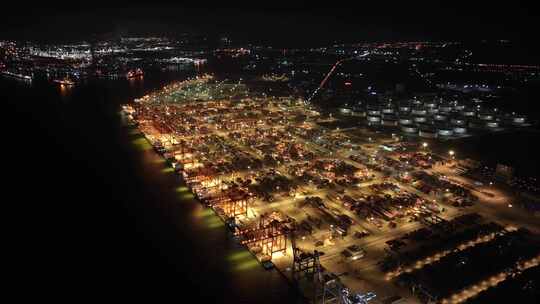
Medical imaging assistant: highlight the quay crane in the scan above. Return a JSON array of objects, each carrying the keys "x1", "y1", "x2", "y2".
[{"x1": 306, "y1": 51, "x2": 370, "y2": 103}]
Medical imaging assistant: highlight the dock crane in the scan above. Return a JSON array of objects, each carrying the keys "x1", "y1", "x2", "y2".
[{"x1": 306, "y1": 51, "x2": 370, "y2": 103}]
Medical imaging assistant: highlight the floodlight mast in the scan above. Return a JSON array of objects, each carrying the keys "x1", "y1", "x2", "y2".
[{"x1": 306, "y1": 51, "x2": 370, "y2": 103}]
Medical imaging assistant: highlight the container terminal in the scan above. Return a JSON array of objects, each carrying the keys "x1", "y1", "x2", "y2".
[{"x1": 121, "y1": 75, "x2": 540, "y2": 304}]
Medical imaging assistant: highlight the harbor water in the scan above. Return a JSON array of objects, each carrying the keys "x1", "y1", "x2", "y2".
[{"x1": 3, "y1": 73, "x2": 303, "y2": 302}]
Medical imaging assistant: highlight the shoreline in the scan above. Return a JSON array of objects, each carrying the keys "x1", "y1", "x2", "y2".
[{"x1": 124, "y1": 121, "x2": 310, "y2": 303}]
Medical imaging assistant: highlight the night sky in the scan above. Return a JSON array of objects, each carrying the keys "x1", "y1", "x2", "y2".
[{"x1": 3, "y1": 2, "x2": 538, "y2": 46}]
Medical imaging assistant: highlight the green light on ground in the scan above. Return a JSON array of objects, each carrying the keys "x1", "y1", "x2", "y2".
[
  {"x1": 194, "y1": 208, "x2": 215, "y2": 219},
  {"x1": 193, "y1": 207, "x2": 223, "y2": 228},
  {"x1": 161, "y1": 167, "x2": 174, "y2": 174},
  {"x1": 178, "y1": 192, "x2": 194, "y2": 200},
  {"x1": 234, "y1": 258, "x2": 260, "y2": 271},
  {"x1": 132, "y1": 138, "x2": 152, "y2": 151},
  {"x1": 227, "y1": 250, "x2": 251, "y2": 262},
  {"x1": 176, "y1": 186, "x2": 190, "y2": 193},
  {"x1": 153, "y1": 158, "x2": 165, "y2": 164},
  {"x1": 227, "y1": 249, "x2": 260, "y2": 271},
  {"x1": 205, "y1": 216, "x2": 224, "y2": 229}
]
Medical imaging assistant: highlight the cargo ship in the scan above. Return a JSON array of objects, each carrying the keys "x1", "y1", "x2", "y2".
[
  {"x1": 126, "y1": 68, "x2": 143, "y2": 79},
  {"x1": 53, "y1": 78, "x2": 75, "y2": 86},
  {"x1": 1, "y1": 71, "x2": 33, "y2": 82}
]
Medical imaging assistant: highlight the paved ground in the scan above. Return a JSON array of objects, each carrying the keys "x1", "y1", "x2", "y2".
[{"x1": 130, "y1": 87, "x2": 540, "y2": 304}]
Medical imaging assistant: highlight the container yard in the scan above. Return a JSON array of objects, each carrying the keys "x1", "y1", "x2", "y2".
[{"x1": 122, "y1": 75, "x2": 540, "y2": 304}]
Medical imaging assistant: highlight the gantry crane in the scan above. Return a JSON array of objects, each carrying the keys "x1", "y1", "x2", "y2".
[
  {"x1": 209, "y1": 188, "x2": 252, "y2": 218},
  {"x1": 235, "y1": 214, "x2": 290, "y2": 258}
]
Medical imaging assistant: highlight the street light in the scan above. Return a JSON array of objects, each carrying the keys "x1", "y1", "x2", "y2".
[
  {"x1": 449, "y1": 150, "x2": 455, "y2": 157},
  {"x1": 422, "y1": 142, "x2": 428, "y2": 149}
]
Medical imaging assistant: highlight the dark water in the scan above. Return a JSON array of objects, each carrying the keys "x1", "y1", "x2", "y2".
[
  {"x1": 4, "y1": 74, "x2": 303, "y2": 302},
  {"x1": 433, "y1": 131, "x2": 540, "y2": 177}
]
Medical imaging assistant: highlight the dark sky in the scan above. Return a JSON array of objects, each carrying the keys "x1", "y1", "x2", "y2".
[{"x1": 2, "y1": 2, "x2": 538, "y2": 46}]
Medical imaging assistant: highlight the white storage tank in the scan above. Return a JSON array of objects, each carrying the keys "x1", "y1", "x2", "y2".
[
  {"x1": 340, "y1": 108, "x2": 352, "y2": 114},
  {"x1": 438, "y1": 128, "x2": 454, "y2": 136},
  {"x1": 450, "y1": 118, "x2": 466, "y2": 125},
  {"x1": 401, "y1": 126, "x2": 418, "y2": 133},
  {"x1": 439, "y1": 105, "x2": 453, "y2": 113},
  {"x1": 425, "y1": 102, "x2": 437, "y2": 108},
  {"x1": 399, "y1": 118, "x2": 413, "y2": 125},
  {"x1": 411, "y1": 109, "x2": 427, "y2": 116},
  {"x1": 479, "y1": 113, "x2": 494, "y2": 121},
  {"x1": 513, "y1": 116, "x2": 526, "y2": 124},
  {"x1": 414, "y1": 116, "x2": 427, "y2": 123},
  {"x1": 382, "y1": 118, "x2": 398, "y2": 126},
  {"x1": 462, "y1": 110, "x2": 475, "y2": 117},
  {"x1": 434, "y1": 114, "x2": 447, "y2": 121},
  {"x1": 453, "y1": 127, "x2": 467, "y2": 134},
  {"x1": 367, "y1": 116, "x2": 381, "y2": 123},
  {"x1": 354, "y1": 110, "x2": 367, "y2": 117},
  {"x1": 419, "y1": 128, "x2": 438, "y2": 138},
  {"x1": 486, "y1": 121, "x2": 499, "y2": 128}
]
